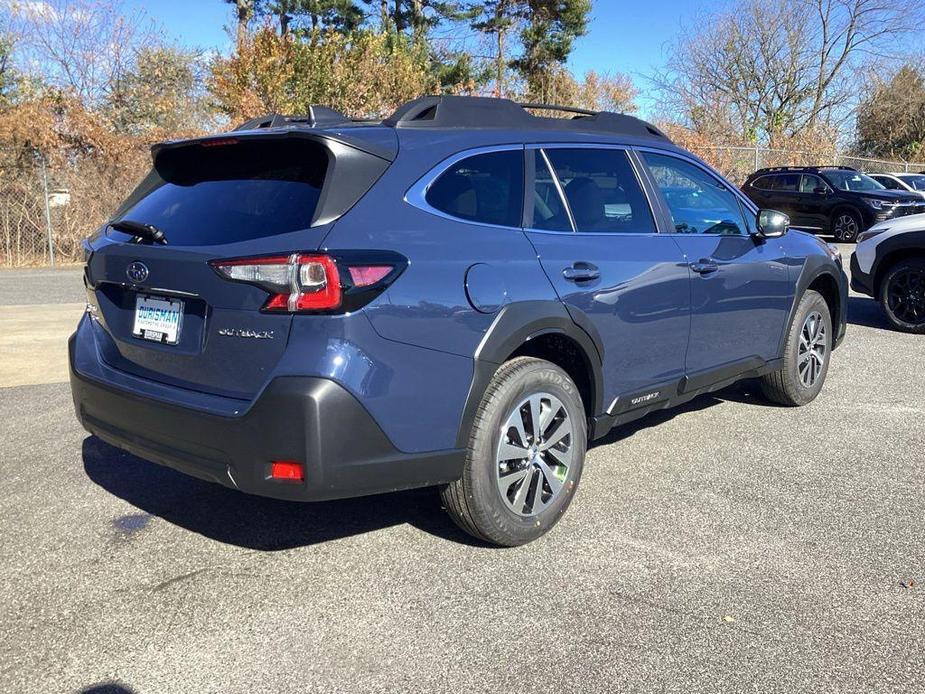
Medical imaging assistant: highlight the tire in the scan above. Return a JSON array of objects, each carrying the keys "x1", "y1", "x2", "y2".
[
  {"x1": 441, "y1": 357, "x2": 587, "y2": 547},
  {"x1": 831, "y1": 209, "x2": 862, "y2": 243},
  {"x1": 760, "y1": 290, "x2": 832, "y2": 406},
  {"x1": 878, "y1": 259, "x2": 925, "y2": 334}
]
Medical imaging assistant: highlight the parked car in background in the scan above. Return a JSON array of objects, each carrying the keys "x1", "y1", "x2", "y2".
[
  {"x1": 70, "y1": 96, "x2": 848, "y2": 546},
  {"x1": 742, "y1": 166, "x2": 925, "y2": 242},
  {"x1": 869, "y1": 172, "x2": 925, "y2": 200},
  {"x1": 851, "y1": 213, "x2": 925, "y2": 333}
]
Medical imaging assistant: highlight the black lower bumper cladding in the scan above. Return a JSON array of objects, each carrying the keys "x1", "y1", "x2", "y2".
[{"x1": 69, "y1": 336, "x2": 464, "y2": 502}]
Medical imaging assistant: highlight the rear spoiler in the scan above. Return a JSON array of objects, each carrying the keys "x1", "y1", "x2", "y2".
[{"x1": 151, "y1": 127, "x2": 398, "y2": 163}]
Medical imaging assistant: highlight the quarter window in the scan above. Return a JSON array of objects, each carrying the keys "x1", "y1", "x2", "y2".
[
  {"x1": 751, "y1": 174, "x2": 776, "y2": 190},
  {"x1": 642, "y1": 153, "x2": 749, "y2": 236},
  {"x1": 536, "y1": 148, "x2": 656, "y2": 233},
  {"x1": 425, "y1": 149, "x2": 524, "y2": 227}
]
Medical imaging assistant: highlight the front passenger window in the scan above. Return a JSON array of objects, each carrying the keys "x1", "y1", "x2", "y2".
[{"x1": 642, "y1": 153, "x2": 749, "y2": 235}]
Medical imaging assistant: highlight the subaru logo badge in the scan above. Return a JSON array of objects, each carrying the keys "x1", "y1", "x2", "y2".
[{"x1": 126, "y1": 261, "x2": 149, "y2": 284}]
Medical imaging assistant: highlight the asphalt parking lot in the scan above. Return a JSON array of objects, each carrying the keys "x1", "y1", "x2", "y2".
[{"x1": 2, "y1": 246, "x2": 923, "y2": 693}]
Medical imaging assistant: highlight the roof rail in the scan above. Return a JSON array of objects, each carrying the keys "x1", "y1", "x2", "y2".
[
  {"x1": 518, "y1": 103, "x2": 597, "y2": 117},
  {"x1": 233, "y1": 105, "x2": 351, "y2": 131},
  {"x1": 756, "y1": 165, "x2": 857, "y2": 173},
  {"x1": 383, "y1": 95, "x2": 670, "y2": 141}
]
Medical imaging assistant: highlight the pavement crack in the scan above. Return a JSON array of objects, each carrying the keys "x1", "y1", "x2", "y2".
[{"x1": 152, "y1": 567, "x2": 210, "y2": 593}]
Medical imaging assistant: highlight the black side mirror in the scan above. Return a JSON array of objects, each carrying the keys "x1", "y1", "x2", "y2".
[
  {"x1": 813, "y1": 187, "x2": 829, "y2": 195},
  {"x1": 755, "y1": 209, "x2": 789, "y2": 238}
]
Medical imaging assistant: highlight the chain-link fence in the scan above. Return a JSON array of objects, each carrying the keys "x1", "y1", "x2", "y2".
[
  {"x1": 2, "y1": 144, "x2": 925, "y2": 268},
  {"x1": 0, "y1": 157, "x2": 58, "y2": 267},
  {"x1": 697, "y1": 145, "x2": 925, "y2": 186},
  {"x1": 0, "y1": 149, "x2": 146, "y2": 268}
]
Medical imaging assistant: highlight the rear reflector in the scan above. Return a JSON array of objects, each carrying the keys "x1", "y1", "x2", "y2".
[
  {"x1": 348, "y1": 265, "x2": 392, "y2": 287},
  {"x1": 270, "y1": 460, "x2": 304, "y2": 482}
]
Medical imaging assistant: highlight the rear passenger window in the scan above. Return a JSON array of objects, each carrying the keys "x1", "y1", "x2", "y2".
[
  {"x1": 426, "y1": 150, "x2": 524, "y2": 227},
  {"x1": 537, "y1": 148, "x2": 656, "y2": 233},
  {"x1": 774, "y1": 174, "x2": 800, "y2": 192}
]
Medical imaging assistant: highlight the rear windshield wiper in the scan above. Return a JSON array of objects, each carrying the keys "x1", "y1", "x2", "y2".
[{"x1": 110, "y1": 220, "x2": 168, "y2": 245}]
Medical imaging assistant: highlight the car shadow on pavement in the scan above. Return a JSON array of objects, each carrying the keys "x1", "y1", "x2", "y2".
[
  {"x1": 591, "y1": 380, "x2": 776, "y2": 449},
  {"x1": 81, "y1": 437, "x2": 486, "y2": 550},
  {"x1": 847, "y1": 295, "x2": 893, "y2": 330}
]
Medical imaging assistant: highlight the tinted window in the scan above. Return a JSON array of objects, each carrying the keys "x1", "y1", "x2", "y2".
[
  {"x1": 426, "y1": 150, "x2": 524, "y2": 227},
  {"x1": 897, "y1": 174, "x2": 925, "y2": 191},
  {"x1": 751, "y1": 175, "x2": 775, "y2": 190},
  {"x1": 800, "y1": 174, "x2": 826, "y2": 193},
  {"x1": 872, "y1": 175, "x2": 900, "y2": 189},
  {"x1": 774, "y1": 174, "x2": 800, "y2": 192},
  {"x1": 823, "y1": 170, "x2": 885, "y2": 191},
  {"x1": 539, "y1": 148, "x2": 655, "y2": 233},
  {"x1": 117, "y1": 139, "x2": 327, "y2": 246},
  {"x1": 643, "y1": 153, "x2": 749, "y2": 236}
]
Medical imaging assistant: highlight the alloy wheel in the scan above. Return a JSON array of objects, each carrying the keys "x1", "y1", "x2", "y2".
[
  {"x1": 798, "y1": 310, "x2": 827, "y2": 387},
  {"x1": 833, "y1": 214, "x2": 858, "y2": 242},
  {"x1": 886, "y1": 268, "x2": 925, "y2": 326},
  {"x1": 496, "y1": 392, "x2": 573, "y2": 517}
]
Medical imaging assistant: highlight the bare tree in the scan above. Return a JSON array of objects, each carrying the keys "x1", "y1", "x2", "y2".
[
  {"x1": 6, "y1": 0, "x2": 156, "y2": 108},
  {"x1": 656, "y1": 0, "x2": 922, "y2": 144}
]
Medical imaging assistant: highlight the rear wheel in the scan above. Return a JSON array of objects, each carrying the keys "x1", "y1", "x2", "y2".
[
  {"x1": 831, "y1": 209, "x2": 861, "y2": 243},
  {"x1": 760, "y1": 290, "x2": 832, "y2": 406},
  {"x1": 879, "y1": 259, "x2": 925, "y2": 334},
  {"x1": 441, "y1": 357, "x2": 587, "y2": 546}
]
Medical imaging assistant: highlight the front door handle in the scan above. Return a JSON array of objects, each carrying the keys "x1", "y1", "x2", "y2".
[
  {"x1": 562, "y1": 262, "x2": 600, "y2": 282},
  {"x1": 690, "y1": 259, "x2": 719, "y2": 275}
]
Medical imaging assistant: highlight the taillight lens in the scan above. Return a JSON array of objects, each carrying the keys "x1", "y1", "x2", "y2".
[
  {"x1": 210, "y1": 252, "x2": 406, "y2": 313},
  {"x1": 210, "y1": 253, "x2": 341, "y2": 312}
]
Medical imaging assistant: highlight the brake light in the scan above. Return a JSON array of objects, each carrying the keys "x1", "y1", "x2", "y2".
[{"x1": 210, "y1": 254, "x2": 341, "y2": 312}]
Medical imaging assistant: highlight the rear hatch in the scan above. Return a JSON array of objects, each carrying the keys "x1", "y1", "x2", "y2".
[{"x1": 84, "y1": 130, "x2": 394, "y2": 400}]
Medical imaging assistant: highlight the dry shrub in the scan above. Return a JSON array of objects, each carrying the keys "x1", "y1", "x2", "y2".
[{"x1": 0, "y1": 96, "x2": 201, "y2": 265}]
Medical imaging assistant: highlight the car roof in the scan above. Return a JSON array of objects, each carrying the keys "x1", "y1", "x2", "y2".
[
  {"x1": 201, "y1": 96, "x2": 680, "y2": 153},
  {"x1": 750, "y1": 166, "x2": 857, "y2": 176}
]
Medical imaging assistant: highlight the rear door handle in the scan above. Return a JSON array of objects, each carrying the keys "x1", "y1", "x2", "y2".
[
  {"x1": 562, "y1": 262, "x2": 600, "y2": 282},
  {"x1": 689, "y1": 259, "x2": 719, "y2": 275}
]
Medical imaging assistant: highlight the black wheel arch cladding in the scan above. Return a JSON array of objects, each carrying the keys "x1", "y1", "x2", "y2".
[{"x1": 455, "y1": 301, "x2": 605, "y2": 449}]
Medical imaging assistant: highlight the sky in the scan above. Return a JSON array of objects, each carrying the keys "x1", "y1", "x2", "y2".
[{"x1": 124, "y1": 0, "x2": 699, "y2": 117}]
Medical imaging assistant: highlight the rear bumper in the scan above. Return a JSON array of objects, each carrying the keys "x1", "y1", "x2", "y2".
[{"x1": 69, "y1": 333, "x2": 464, "y2": 502}]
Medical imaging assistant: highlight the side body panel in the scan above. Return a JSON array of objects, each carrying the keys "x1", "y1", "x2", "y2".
[
  {"x1": 669, "y1": 234, "x2": 792, "y2": 372},
  {"x1": 526, "y1": 230, "x2": 691, "y2": 407}
]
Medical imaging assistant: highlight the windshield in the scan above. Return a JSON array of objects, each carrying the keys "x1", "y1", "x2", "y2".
[
  {"x1": 897, "y1": 174, "x2": 925, "y2": 191},
  {"x1": 823, "y1": 170, "x2": 886, "y2": 192}
]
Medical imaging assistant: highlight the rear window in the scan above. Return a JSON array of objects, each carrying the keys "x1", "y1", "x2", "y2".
[
  {"x1": 425, "y1": 149, "x2": 524, "y2": 227},
  {"x1": 114, "y1": 139, "x2": 328, "y2": 246}
]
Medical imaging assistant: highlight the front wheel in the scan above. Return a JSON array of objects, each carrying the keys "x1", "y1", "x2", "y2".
[
  {"x1": 441, "y1": 357, "x2": 587, "y2": 546},
  {"x1": 831, "y1": 210, "x2": 861, "y2": 243},
  {"x1": 879, "y1": 259, "x2": 925, "y2": 334},
  {"x1": 760, "y1": 289, "x2": 832, "y2": 406}
]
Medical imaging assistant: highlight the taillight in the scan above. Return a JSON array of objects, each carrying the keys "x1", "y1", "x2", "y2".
[
  {"x1": 210, "y1": 252, "x2": 406, "y2": 313},
  {"x1": 211, "y1": 253, "x2": 341, "y2": 311}
]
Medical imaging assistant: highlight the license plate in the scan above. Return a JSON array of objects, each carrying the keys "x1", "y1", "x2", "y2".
[{"x1": 132, "y1": 295, "x2": 183, "y2": 345}]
